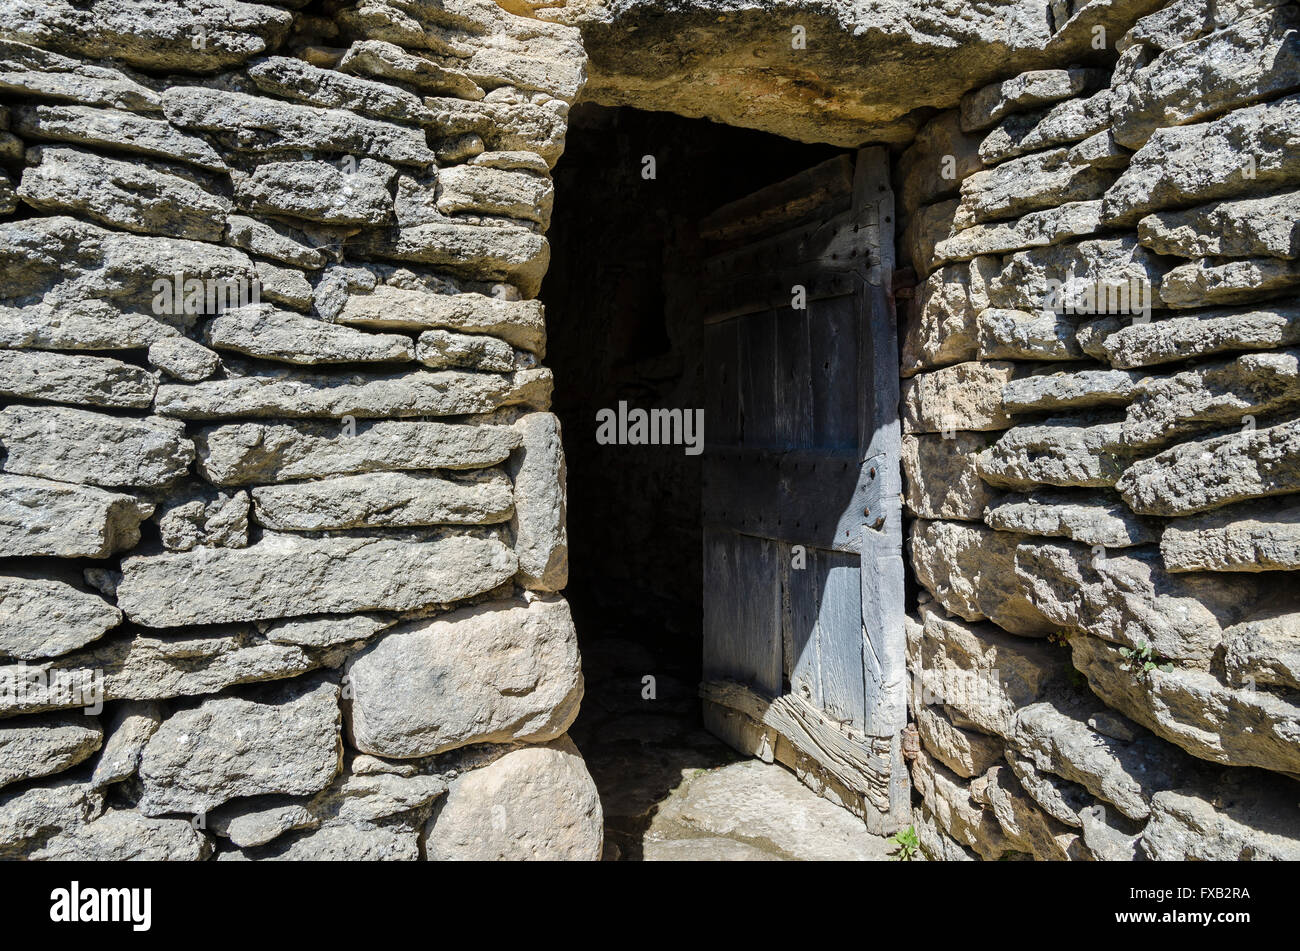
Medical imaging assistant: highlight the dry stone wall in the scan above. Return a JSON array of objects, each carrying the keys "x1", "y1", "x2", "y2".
[
  {"x1": 899, "y1": 0, "x2": 1300, "y2": 860},
  {"x1": 0, "y1": 0, "x2": 602, "y2": 861}
]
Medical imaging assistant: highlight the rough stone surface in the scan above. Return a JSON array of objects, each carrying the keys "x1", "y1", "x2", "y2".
[
  {"x1": 0, "y1": 405, "x2": 192, "y2": 489},
  {"x1": 1122, "y1": 349, "x2": 1300, "y2": 449},
  {"x1": 1071, "y1": 635, "x2": 1300, "y2": 774},
  {"x1": 90, "y1": 700, "x2": 162, "y2": 788},
  {"x1": 0, "y1": 349, "x2": 155, "y2": 409},
  {"x1": 902, "y1": 361, "x2": 1019, "y2": 433},
  {"x1": 337, "y1": 285, "x2": 546, "y2": 352},
  {"x1": 155, "y1": 366, "x2": 550, "y2": 420},
  {"x1": 902, "y1": 431, "x2": 999, "y2": 521},
  {"x1": 347, "y1": 596, "x2": 582, "y2": 757},
  {"x1": 910, "y1": 523, "x2": 1054, "y2": 636},
  {"x1": 508, "y1": 412, "x2": 568, "y2": 590},
  {"x1": 424, "y1": 736, "x2": 602, "y2": 860},
  {"x1": 1016, "y1": 540, "x2": 1257, "y2": 664},
  {"x1": 206, "y1": 305, "x2": 415, "y2": 365},
  {"x1": 1161, "y1": 498, "x2": 1300, "y2": 571},
  {"x1": 1138, "y1": 190, "x2": 1300, "y2": 259},
  {"x1": 252, "y1": 470, "x2": 513, "y2": 531},
  {"x1": 1091, "y1": 304, "x2": 1300, "y2": 368},
  {"x1": 1111, "y1": 5, "x2": 1300, "y2": 148},
  {"x1": 1101, "y1": 94, "x2": 1300, "y2": 224},
  {"x1": 116, "y1": 533, "x2": 517, "y2": 627},
  {"x1": 978, "y1": 418, "x2": 1130, "y2": 489},
  {"x1": 0, "y1": 474, "x2": 152, "y2": 558},
  {"x1": 137, "y1": 677, "x2": 341, "y2": 817},
  {"x1": 984, "y1": 491, "x2": 1159, "y2": 547},
  {"x1": 18, "y1": 146, "x2": 229, "y2": 241},
  {"x1": 0, "y1": 713, "x2": 102, "y2": 791},
  {"x1": 148, "y1": 337, "x2": 222, "y2": 383},
  {"x1": 194, "y1": 417, "x2": 520, "y2": 487},
  {"x1": 0, "y1": 570, "x2": 121, "y2": 661}
]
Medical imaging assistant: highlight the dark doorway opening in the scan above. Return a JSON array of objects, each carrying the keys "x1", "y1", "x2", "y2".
[{"x1": 542, "y1": 104, "x2": 846, "y2": 858}]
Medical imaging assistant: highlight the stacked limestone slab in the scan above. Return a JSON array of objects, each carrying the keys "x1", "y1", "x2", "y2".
[
  {"x1": 899, "y1": 0, "x2": 1300, "y2": 860},
  {"x1": 0, "y1": 0, "x2": 600, "y2": 860}
]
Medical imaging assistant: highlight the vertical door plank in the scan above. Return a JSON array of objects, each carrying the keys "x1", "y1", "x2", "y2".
[
  {"x1": 816, "y1": 549, "x2": 867, "y2": 732},
  {"x1": 853, "y1": 145, "x2": 907, "y2": 738},
  {"x1": 703, "y1": 529, "x2": 782, "y2": 697}
]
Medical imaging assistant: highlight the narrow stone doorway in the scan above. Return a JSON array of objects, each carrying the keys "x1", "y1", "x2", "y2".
[{"x1": 543, "y1": 105, "x2": 899, "y2": 859}]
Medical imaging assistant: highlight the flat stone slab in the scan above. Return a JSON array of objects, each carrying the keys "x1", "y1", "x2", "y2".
[
  {"x1": 648, "y1": 759, "x2": 893, "y2": 861},
  {"x1": 115, "y1": 533, "x2": 517, "y2": 627}
]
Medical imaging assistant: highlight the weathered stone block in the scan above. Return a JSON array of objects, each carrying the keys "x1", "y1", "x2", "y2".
[
  {"x1": 989, "y1": 236, "x2": 1164, "y2": 315},
  {"x1": 0, "y1": 349, "x2": 155, "y2": 409},
  {"x1": 914, "y1": 604, "x2": 1066, "y2": 739},
  {"x1": 232, "y1": 158, "x2": 396, "y2": 226},
  {"x1": 1142, "y1": 775, "x2": 1300, "y2": 860},
  {"x1": 18, "y1": 146, "x2": 229, "y2": 241},
  {"x1": 156, "y1": 366, "x2": 550, "y2": 420},
  {"x1": 508, "y1": 412, "x2": 569, "y2": 590},
  {"x1": 901, "y1": 431, "x2": 1000, "y2": 521},
  {"x1": 1111, "y1": 5, "x2": 1300, "y2": 148},
  {"x1": 162, "y1": 86, "x2": 438, "y2": 167},
  {"x1": 976, "y1": 307, "x2": 1087, "y2": 361},
  {"x1": 13, "y1": 103, "x2": 224, "y2": 171},
  {"x1": 415, "y1": 329, "x2": 515, "y2": 371},
  {"x1": 116, "y1": 533, "x2": 517, "y2": 627},
  {"x1": 349, "y1": 220, "x2": 550, "y2": 298},
  {"x1": 1118, "y1": 418, "x2": 1300, "y2": 515},
  {"x1": 0, "y1": 570, "x2": 121, "y2": 660},
  {"x1": 206, "y1": 305, "x2": 415, "y2": 366},
  {"x1": 1161, "y1": 498, "x2": 1300, "y2": 571},
  {"x1": 1, "y1": 0, "x2": 292, "y2": 72},
  {"x1": 910, "y1": 521, "x2": 1054, "y2": 634},
  {"x1": 195, "y1": 418, "x2": 521, "y2": 485},
  {"x1": 147, "y1": 336, "x2": 221, "y2": 382},
  {"x1": 347, "y1": 596, "x2": 582, "y2": 758},
  {"x1": 336, "y1": 284, "x2": 546, "y2": 353},
  {"x1": 899, "y1": 111, "x2": 982, "y2": 210},
  {"x1": 155, "y1": 485, "x2": 248, "y2": 551},
  {"x1": 0, "y1": 405, "x2": 192, "y2": 490},
  {"x1": 984, "y1": 490, "x2": 1159, "y2": 547},
  {"x1": 0, "y1": 713, "x2": 102, "y2": 791},
  {"x1": 934, "y1": 200, "x2": 1104, "y2": 265},
  {"x1": 137, "y1": 676, "x2": 341, "y2": 816},
  {"x1": 902, "y1": 361, "x2": 1020, "y2": 433},
  {"x1": 1122, "y1": 348, "x2": 1300, "y2": 448},
  {"x1": 1070, "y1": 634, "x2": 1300, "y2": 774},
  {"x1": 1101, "y1": 94, "x2": 1300, "y2": 223},
  {"x1": 90, "y1": 700, "x2": 162, "y2": 788},
  {"x1": 251, "y1": 470, "x2": 513, "y2": 531},
  {"x1": 978, "y1": 418, "x2": 1130, "y2": 489},
  {"x1": 957, "y1": 139, "x2": 1119, "y2": 224},
  {"x1": 1015, "y1": 540, "x2": 1257, "y2": 664},
  {"x1": 960, "y1": 68, "x2": 1105, "y2": 132},
  {"x1": 0, "y1": 474, "x2": 152, "y2": 558},
  {"x1": 1138, "y1": 189, "x2": 1300, "y2": 259},
  {"x1": 437, "y1": 164, "x2": 554, "y2": 228},
  {"x1": 1223, "y1": 596, "x2": 1300, "y2": 689},
  {"x1": 424, "y1": 736, "x2": 602, "y2": 860},
  {"x1": 1091, "y1": 303, "x2": 1300, "y2": 368},
  {"x1": 1160, "y1": 256, "x2": 1300, "y2": 308},
  {"x1": 901, "y1": 257, "x2": 997, "y2": 374},
  {"x1": 1002, "y1": 368, "x2": 1143, "y2": 414},
  {"x1": 337, "y1": 40, "x2": 484, "y2": 100},
  {"x1": 978, "y1": 89, "x2": 1113, "y2": 165},
  {"x1": 915, "y1": 704, "x2": 1004, "y2": 779}
]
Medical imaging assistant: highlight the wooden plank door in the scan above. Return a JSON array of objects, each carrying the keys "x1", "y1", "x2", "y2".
[{"x1": 698, "y1": 147, "x2": 909, "y2": 833}]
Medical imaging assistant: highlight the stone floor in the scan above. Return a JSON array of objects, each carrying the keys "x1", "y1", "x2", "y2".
[{"x1": 570, "y1": 635, "x2": 896, "y2": 861}]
